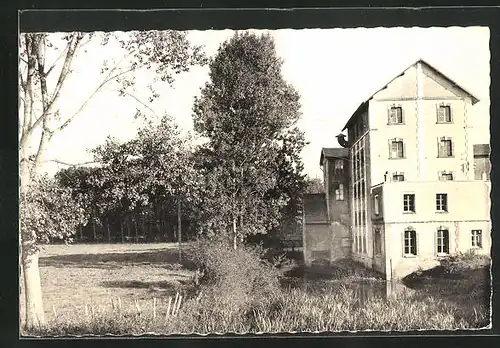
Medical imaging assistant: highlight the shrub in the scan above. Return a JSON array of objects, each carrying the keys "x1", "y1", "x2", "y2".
[
  {"x1": 178, "y1": 237, "x2": 282, "y2": 332},
  {"x1": 440, "y1": 251, "x2": 490, "y2": 275}
]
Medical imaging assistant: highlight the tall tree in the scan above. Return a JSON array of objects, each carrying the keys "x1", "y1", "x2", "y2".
[
  {"x1": 18, "y1": 31, "x2": 205, "y2": 328},
  {"x1": 192, "y1": 32, "x2": 304, "y2": 249}
]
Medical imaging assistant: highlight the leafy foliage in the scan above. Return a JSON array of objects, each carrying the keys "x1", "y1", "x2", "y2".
[
  {"x1": 20, "y1": 175, "x2": 88, "y2": 254},
  {"x1": 192, "y1": 31, "x2": 305, "y2": 244},
  {"x1": 304, "y1": 177, "x2": 326, "y2": 194}
]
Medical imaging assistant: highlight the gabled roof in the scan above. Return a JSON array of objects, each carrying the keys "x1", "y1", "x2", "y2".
[
  {"x1": 320, "y1": 147, "x2": 349, "y2": 166},
  {"x1": 342, "y1": 59, "x2": 480, "y2": 131}
]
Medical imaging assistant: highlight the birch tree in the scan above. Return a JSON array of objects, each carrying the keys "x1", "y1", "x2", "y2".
[{"x1": 18, "y1": 30, "x2": 205, "y2": 328}]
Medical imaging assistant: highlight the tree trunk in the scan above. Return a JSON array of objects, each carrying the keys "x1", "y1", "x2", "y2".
[
  {"x1": 178, "y1": 199, "x2": 182, "y2": 262},
  {"x1": 106, "y1": 222, "x2": 111, "y2": 243},
  {"x1": 21, "y1": 249, "x2": 45, "y2": 329},
  {"x1": 19, "y1": 144, "x2": 46, "y2": 328}
]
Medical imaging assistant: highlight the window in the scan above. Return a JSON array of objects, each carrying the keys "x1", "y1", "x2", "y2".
[
  {"x1": 388, "y1": 106, "x2": 404, "y2": 124},
  {"x1": 439, "y1": 171, "x2": 453, "y2": 181},
  {"x1": 334, "y1": 160, "x2": 344, "y2": 170},
  {"x1": 404, "y1": 228, "x2": 417, "y2": 256},
  {"x1": 436, "y1": 193, "x2": 448, "y2": 212},
  {"x1": 335, "y1": 183, "x2": 344, "y2": 201},
  {"x1": 390, "y1": 139, "x2": 404, "y2": 159},
  {"x1": 374, "y1": 195, "x2": 380, "y2": 215},
  {"x1": 438, "y1": 138, "x2": 453, "y2": 157},
  {"x1": 392, "y1": 172, "x2": 405, "y2": 182},
  {"x1": 437, "y1": 105, "x2": 452, "y2": 123},
  {"x1": 437, "y1": 229, "x2": 450, "y2": 254},
  {"x1": 403, "y1": 194, "x2": 415, "y2": 213},
  {"x1": 374, "y1": 228, "x2": 382, "y2": 255},
  {"x1": 471, "y1": 230, "x2": 483, "y2": 248}
]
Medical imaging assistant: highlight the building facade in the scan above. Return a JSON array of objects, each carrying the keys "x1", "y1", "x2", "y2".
[
  {"x1": 321, "y1": 59, "x2": 491, "y2": 279},
  {"x1": 303, "y1": 148, "x2": 351, "y2": 266}
]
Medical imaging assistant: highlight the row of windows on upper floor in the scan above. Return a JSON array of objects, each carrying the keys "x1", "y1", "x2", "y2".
[
  {"x1": 373, "y1": 227, "x2": 484, "y2": 257},
  {"x1": 389, "y1": 137, "x2": 455, "y2": 159},
  {"x1": 387, "y1": 104, "x2": 453, "y2": 125},
  {"x1": 349, "y1": 104, "x2": 454, "y2": 142},
  {"x1": 347, "y1": 137, "x2": 456, "y2": 172},
  {"x1": 372, "y1": 193, "x2": 450, "y2": 216}
]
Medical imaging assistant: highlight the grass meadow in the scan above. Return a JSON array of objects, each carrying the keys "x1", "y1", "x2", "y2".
[{"x1": 20, "y1": 242, "x2": 491, "y2": 336}]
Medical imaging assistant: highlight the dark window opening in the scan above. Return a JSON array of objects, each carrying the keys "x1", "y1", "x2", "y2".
[
  {"x1": 404, "y1": 228, "x2": 417, "y2": 256},
  {"x1": 437, "y1": 105, "x2": 452, "y2": 123},
  {"x1": 389, "y1": 106, "x2": 404, "y2": 124},
  {"x1": 403, "y1": 194, "x2": 415, "y2": 213},
  {"x1": 436, "y1": 193, "x2": 448, "y2": 212},
  {"x1": 437, "y1": 229, "x2": 450, "y2": 254}
]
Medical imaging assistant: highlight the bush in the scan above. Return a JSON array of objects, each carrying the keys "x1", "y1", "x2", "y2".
[
  {"x1": 440, "y1": 251, "x2": 490, "y2": 275},
  {"x1": 177, "y1": 237, "x2": 282, "y2": 332}
]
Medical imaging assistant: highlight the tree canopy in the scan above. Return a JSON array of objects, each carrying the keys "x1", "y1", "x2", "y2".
[{"x1": 192, "y1": 32, "x2": 306, "y2": 247}]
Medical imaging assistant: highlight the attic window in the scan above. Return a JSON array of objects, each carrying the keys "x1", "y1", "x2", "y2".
[
  {"x1": 388, "y1": 106, "x2": 404, "y2": 124},
  {"x1": 437, "y1": 105, "x2": 452, "y2": 123}
]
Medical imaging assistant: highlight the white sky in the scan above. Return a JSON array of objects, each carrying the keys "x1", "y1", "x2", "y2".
[{"x1": 39, "y1": 27, "x2": 490, "y2": 179}]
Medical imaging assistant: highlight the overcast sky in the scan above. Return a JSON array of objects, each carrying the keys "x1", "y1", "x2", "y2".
[{"x1": 39, "y1": 26, "x2": 490, "y2": 179}]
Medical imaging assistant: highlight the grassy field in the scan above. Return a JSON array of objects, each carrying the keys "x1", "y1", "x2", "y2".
[
  {"x1": 20, "y1": 243, "x2": 196, "y2": 328},
  {"x1": 21, "y1": 243, "x2": 491, "y2": 335}
]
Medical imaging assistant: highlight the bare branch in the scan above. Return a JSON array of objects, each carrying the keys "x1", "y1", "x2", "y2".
[
  {"x1": 43, "y1": 159, "x2": 99, "y2": 167},
  {"x1": 48, "y1": 33, "x2": 82, "y2": 111},
  {"x1": 19, "y1": 33, "x2": 82, "y2": 148},
  {"x1": 53, "y1": 66, "x2": 139, "y2": 133},
  {"x1": 110, "y1": 89, "x2": 159, "y2": 118},
  {"x1": 45, "y1": 44, "x2": 69, "y2": 76},
  {"x1": 20, "y1": 34, "x2": 36, "y2": 141}
]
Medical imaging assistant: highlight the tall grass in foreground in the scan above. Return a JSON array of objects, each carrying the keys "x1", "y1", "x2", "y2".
[
  {"x1": 24, "y1": 241, "x2": 490, "y2": 336},
  {"x1": 26, "y1": 285, "x2": 487, "y2": 336}
]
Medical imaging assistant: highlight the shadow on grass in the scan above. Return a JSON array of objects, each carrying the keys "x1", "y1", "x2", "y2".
[
  {"x1": 101, "y1": 279, "x2": 185, "y2": 290},
  {"x1": 39, "y1": 248, "x2": 197, "y2": 270}
]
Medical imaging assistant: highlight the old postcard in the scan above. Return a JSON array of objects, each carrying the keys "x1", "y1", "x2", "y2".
[{"x1": 18, "y1": 14, "x2": 491, "y2": 336}]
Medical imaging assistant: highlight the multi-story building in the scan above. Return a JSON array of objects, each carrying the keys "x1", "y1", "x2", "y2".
[
  {"x1": 304, "y1": 59, "x2": 491, "y2": 279},
  {"x1": 341, "y1": 59, "x2": 491, "y2": 279}
]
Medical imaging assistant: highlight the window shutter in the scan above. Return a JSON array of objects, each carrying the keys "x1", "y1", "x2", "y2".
[
  {"x1": 400, "y1": 107, "x2": 404, "y2": 124},
  {"x1": 388, "y1": 139, "x2": 392, "y2": 159},
  {"x1": 450, "y1": 138, "x2": 454, "y2": 157},
  {"x1": 444, "y1": 229, "x2": 450, "y2": 253},
  {"x1": 412, "y1": 230, "x2": 417, "y2": 255},
  {"x1": 402, "y1": 230, "x2": 405, "y2": 256},
  {"x1": 403, "y1": 141, "x2": 406, "y2": 159},
  {"x1": 387, "y1": 106, "x2": 392, "y2": 124},
  {"x1": 436, "y1": 104, "x2": 440, "y2": 123},
  {"x1": 437, "y1": 137, "x2": 441, "y2": 157},
  {"x1": 434, "y1": 229, "x2": 438, "y2": 255}
]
